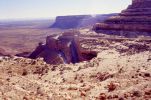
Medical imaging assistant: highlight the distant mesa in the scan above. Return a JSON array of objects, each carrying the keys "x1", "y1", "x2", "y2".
[
  {"x1": 50, "y1": 15, "x2": 91, "y2": 29},
  {"x1": 93, "y1": 0, "x2": 151, "y2": 37},
  {"x1": 50, "y1": 14, "x2": 117, "y2": 29}
]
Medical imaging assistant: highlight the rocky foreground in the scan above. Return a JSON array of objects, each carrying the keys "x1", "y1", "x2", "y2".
[{"x1": 0, "y1": 35, "x2": 151, "y2": 100}]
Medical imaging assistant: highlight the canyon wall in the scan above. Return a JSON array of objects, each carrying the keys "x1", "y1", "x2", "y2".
[{"x1": 93, "y1": 0, "x2": 151, "y2": 37}]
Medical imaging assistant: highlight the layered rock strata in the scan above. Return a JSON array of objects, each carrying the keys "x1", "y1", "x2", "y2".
[{"x1": 93, "y1": 0, "x2": 151, "y2": 37}]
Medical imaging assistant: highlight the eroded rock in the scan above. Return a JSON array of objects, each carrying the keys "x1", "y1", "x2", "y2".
[{"x1": 93, "y1": 0, "x2": 151, "y2": 37}]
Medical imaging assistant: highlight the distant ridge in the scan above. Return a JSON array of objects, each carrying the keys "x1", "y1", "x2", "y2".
[
  {"x1": 0, "y1": 19, "x2": 55, "y2": 29},
  {"x1": 50, "y1": 14, "x2": 118, "y2": 29}
]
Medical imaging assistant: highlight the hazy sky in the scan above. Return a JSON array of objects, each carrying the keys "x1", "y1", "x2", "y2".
[{"x1": 0, "y1": 0, "x2": 131, "y2": 19}]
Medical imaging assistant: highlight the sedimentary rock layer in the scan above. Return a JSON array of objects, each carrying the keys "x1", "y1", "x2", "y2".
[{"x1": 93, "y1": 0, "x2": 151, "y2": 36}]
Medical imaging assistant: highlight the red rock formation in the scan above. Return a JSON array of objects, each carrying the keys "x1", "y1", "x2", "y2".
[
  {"x1": 93, "y1": 0, "x2": 151, "y2": 37},
  {"x1": 29, "y1": 30, "x2": 98, "y2": 64},
  {"x1": 29, "y1": 30, "x2": 83, "y2": 64}
]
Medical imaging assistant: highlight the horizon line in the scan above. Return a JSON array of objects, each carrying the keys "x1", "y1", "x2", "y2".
[{"x1": 0, "y1": 12, "x2": 118, "y2": 21}]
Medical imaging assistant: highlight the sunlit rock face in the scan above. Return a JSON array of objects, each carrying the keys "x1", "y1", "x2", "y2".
[{"x1": 93, "y1": 0, "x2": 151, "y2": 37}]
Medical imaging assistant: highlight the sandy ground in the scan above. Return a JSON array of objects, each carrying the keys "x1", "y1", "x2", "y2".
[{"x1": 0, "y1": 35, "x2": 151, "y2": 100}]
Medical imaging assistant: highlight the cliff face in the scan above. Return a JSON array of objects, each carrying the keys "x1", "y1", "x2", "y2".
[
  {"x1": 50, "y1": 14, "x2": 117, "y2": 29},
  {"x1": 93, "y1": 0, "x2": 151, "y2": 37}
]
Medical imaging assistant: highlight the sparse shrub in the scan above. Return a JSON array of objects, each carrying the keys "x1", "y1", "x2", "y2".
[
  {"x1": 92, "y1": 72, "x2": 112, "y2": 81},
  {"x1": 99, "y1": 93, "x2": 107, "y2": 100},
  {"x1": 22, "y1": 69, "x2": 28, "y2": 76},
  {"x1": 145, "y1": 89, "x2": 151, "y2": 95},
  {"x1": 132, "y1": 91, "x2": 141, "y2": 97},
  {"x1": 107, "y1": 82, "x2": 117, "y2": 92},
  {"x1": 144, "y1": 73, "x2": 150, "y2": 77}
]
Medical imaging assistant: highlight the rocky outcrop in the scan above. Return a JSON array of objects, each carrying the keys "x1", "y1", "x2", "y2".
[
  {"x1": 29, "y1": 31, "x2": 80, "y2": 64},
  {"x1": 51, "y1": 14, "x2": 117, "y2": 29},
  {"x1": 29, "y1": 30, "x2": 101, "y2": 64},
  {"x1": 93, "y1": 0, "x2": 151, "y2": 37},
  {"x1": 29, "y1": 30, "x2": 98, "y2": 64}
]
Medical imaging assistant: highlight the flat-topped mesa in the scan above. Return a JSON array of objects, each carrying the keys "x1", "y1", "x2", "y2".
[
  {"x1": 93, "y1": 0, "x2": 151, "y2": 37},
  {"x1": 50, "y1": 15, "x2": 92, "y2": 29}
]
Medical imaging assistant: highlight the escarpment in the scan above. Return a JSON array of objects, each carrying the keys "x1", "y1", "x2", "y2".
[
  {"x1": 93, "y1": 0, "x2": 151, "y2": 37},
  {"x1": 50, "y1": 14, "x2": 117, "y2": 29}
]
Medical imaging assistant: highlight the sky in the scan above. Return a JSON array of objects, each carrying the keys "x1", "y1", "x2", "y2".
[{"x1": 0, "y1": 0, "x2": 131, "y2": 20}]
